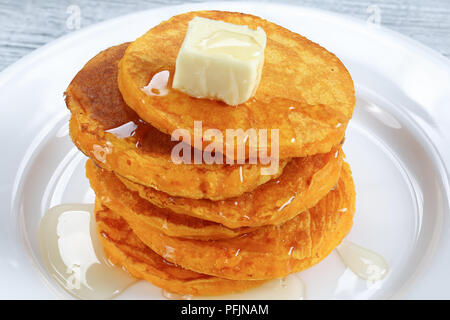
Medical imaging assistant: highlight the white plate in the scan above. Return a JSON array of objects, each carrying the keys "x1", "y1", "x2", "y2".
[{"x1": 1, "y1": 2, "x2": 449, "y2": 300}]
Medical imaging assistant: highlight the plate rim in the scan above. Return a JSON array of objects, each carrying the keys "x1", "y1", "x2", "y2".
[
  {"x1": 1, "y1": 1, "x2": 450, "y2": 85},
  {"x1": 1, "y1": 1, "x2": 450, "y2": 299}
]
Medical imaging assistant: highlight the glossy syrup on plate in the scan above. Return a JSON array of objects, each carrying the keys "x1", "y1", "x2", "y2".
[
  {"x1": 336, "y1": 241, "x2": 389, "y2": 282},
  {"x1": 39, "y1": 203, "x2": 389, "y2": 300},
  {"x1": 39, "y1": 204, "x2": 137, "y2": 300}
]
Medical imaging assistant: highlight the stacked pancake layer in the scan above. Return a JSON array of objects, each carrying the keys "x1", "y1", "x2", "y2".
[{"x1": 66, "y1": 11, "x2": 356, "y2": 297}]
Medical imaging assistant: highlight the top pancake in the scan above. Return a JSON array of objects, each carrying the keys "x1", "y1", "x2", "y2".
[
  {"x1": 66, "y1": 43, "x2": 287, "y2": 200},
  {"x1": 118, "y1": 10, "x2": 355, "y2": 159}
]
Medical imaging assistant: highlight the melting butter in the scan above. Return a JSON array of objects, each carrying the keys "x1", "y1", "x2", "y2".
[
  {"x1": 172, "y1": 17, "x2": 266, "y2": 106},
  {"x1": 39, "y1": 204, "x2": 137, "y2": 300},
  {"x1": 337, "y1": 241, "x2": 389, "y2": 282},
  {"x1": 197, "y1": 30, "x2": 262, "y2": 60}
]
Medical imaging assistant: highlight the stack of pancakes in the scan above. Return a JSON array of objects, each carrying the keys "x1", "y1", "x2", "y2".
[{"x1": 65, "y1": 11, "x2": 356, "y2": 296}]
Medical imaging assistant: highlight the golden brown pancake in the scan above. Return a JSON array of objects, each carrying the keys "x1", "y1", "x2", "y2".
[
  {"x1": 87, "y1": 160, "x2": 254, "y2": 240},
  {"x1": 66, "y1": 43, "x2": 288, "y2": 201},
  {"x1": 115, "y1": 162, "x2": 355, "y2": 280},
  {"x1": 118, "y1": 146, "x2": 343, "y2": 229},
  {"x1": 118, "y1": 11, "x2": 355, "y2": 160},
  {"x1": 95, "y1": 200, "x2": 265, "y2": 296}
]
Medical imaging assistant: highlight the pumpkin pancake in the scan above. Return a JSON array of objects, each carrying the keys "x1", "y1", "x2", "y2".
[
  {"x1": 115, "y1": 162, "x2": 355, "y2": 281},
  {"x1": 95, "y1": 200, "x2": 265, "y2": 296},
  {"x1": 87, "y1": 160, "x2": 254, "y2": 240},
  {"x1": 118, "y1": 146, "x2": 344, "y2": 229},
  {"x1": 118, "y1": 11, "x2": 355, "y2": 160},
  {"x1": 66, "y1": 43, "x2": 288, "y2": 200}
]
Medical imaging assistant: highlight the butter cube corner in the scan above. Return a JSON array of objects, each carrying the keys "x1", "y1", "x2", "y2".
[{"x1": 172, "y1": 17, "x2": 266, "y2": 106}]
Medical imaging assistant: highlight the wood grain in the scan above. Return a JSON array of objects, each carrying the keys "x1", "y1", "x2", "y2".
[{"x1": 0, "y1": 0, "x2": 449, "y2": 71}]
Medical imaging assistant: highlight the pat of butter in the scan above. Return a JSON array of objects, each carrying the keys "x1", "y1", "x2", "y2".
[{"x1": 172, "y1": 17, "x2": 266, "y2": 106}]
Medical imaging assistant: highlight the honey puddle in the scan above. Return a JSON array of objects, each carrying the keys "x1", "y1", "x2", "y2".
[
  {"x1": 39, "y1": 204, "x2": 387, "y2": 299},
  {"x1": 336, "y1": 241, "x2": 389, "y2": 282},
  {"x1": 39, "y1": 204, "x2": 137, "y2": 300}
]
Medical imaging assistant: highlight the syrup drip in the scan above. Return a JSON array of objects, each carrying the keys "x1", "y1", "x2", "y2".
[
  {"x1": 337, "y1": 241, "x2": 389, "y2": 282},
  {"x1": 105, "y1": 121, "x2": 138, "y2": 138},
  {"x1": 39, "y1": 204, "x2": 137, "y2": 300},
  {"x1": 142, "y1": 70, "x2": 170, "y2": 96},
  {"x1": 277, "y1": 196, "x2": 295, "y2": 212}
]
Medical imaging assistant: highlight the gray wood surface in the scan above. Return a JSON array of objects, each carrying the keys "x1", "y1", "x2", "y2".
[{"x1": 0, "y1": 0, "x2": 449, "y2": 71}]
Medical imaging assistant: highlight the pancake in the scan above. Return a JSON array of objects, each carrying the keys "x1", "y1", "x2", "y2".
[
  {"x1": 66, "y1": 43, "x2": 288, "y2": 201},
  {"x1": 115, "y1": 162, "x2": 355, "y2": 280},
  {"x1": 118, "y1": 146, "x2": 343, "y2": 229},
  {"x1": 87, "y1": 160, "x2": 254, "y2": 240},
  {"x1": 95, "y1": 200, "x2": 265, "y2": 296},
  {"x1": 118, "y1": 11, "x2": 355, "y2": 160}
]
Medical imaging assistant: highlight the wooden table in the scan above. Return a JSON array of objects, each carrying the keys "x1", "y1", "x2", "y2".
[{"x1": 0, "y1": 0, "x2": 449, "y2": 71}]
